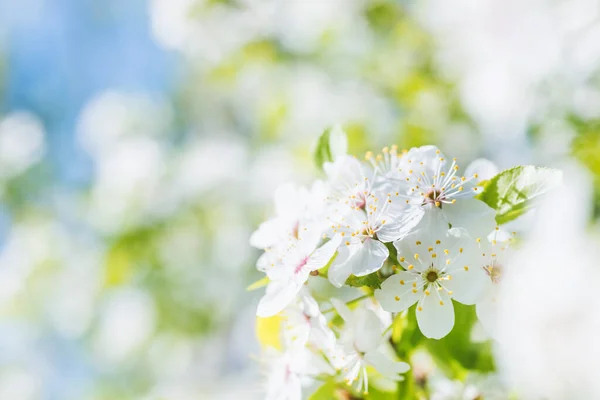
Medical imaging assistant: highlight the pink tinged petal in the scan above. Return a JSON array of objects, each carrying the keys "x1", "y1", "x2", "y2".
[
  {"x1": 443, "y1": 269, "x2": 488, "y2": 305},
  {"x1": 416, "y1": 289, "x2": 454, "y2": 339},
  {"x1": 351, "y1": 239, "x2": 389, "y2": 277},
  {"x1": 328, "y1": 246, "x2": 354, "y2": 288},
  {"x1": 330, "y1": 298, "x2": 353, "y2": 322},
  {"x1": 353, "y1": 309, "x2": 383, "y2": 353},
  {"x1": 257, "y1": 280, "x2": 303, "y2": 317},
  {"x1": 375, "y1": 272, "x2": 421, "y2": 313},
  {"x1": 306, "y1": 235, "x2": 342, "y2": 271},
  {"x1": 376, "y1": 207, "x2": 425, "y2": 243},
  {"x1": 363, "y1": 350, "x2": 410, "y2": 380},
  {"x1": 442, "y1": 198, "x2": 496, "y2": 238}
]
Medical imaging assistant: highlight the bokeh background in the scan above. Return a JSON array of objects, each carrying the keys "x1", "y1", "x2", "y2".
[{"x1": 1, "y1": 0, "x2": 599, "y2": 398}]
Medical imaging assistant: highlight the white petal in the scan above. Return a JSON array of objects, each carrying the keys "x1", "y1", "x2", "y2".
[
  {"x1": 364, "y1": 350, "x2": 410, "y2": 380},
  {"x1": 416, "y1": 289, "x2": 454, "y2": 339},
  {"x1": 324, "y1": 155, "x2": 366, "y2": 192},
  {"x1": 442, "y1": 198, "x2": 496, "y2": 239},
  {"x1": 249, "y1": 219, "x2": 282, "y2": 249},
  {"x1": 465, "y1": 158, "x2": 498, "y2": 182},
  {"x1": 310, "y1": 316, "x2": 337, "y2": 353},
  {"x1": 306, "y1": 235, "x2": 341, "y2": 271},
  {"x1": 443, "y1": 269, "x2": 488, "y2": 305},
  {"x1": 375, "y1": 271, "x2": 421, "y2": 312},
  {"x1": 257, "y1": 280, "x2": 302, "y2": 317},
  {"x1": 476, "y1": 287, "x2": 500, "y2": 338},
  {"x1": 417, "y1": 208, "x2": 450, "y2": 238},
  {"x1": 407, "y1": 145, "x2": 445, "y2": 173},
  {"x1": 328, "y1": 246, "x2": 354, "y2": 288},
  {"x1": 256, "y1": 251, "x2": 277, "y2": 273},
  {"x1": 353, "y1": 308, "x2": 384, "y2": 353},
  {"x1": 330, "y1": 297, "x2": 353, "y2": 322},
  {"x1": 376, "y1": 207, "x2": 425, "y2": 243},
  {"x1": 351, "y1": 239, "x2": 389, "y2": 277}
]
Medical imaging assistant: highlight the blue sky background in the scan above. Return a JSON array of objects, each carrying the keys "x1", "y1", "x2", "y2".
[{"x1": 0, "y1": 0, "x2": 178, "y2": 185}]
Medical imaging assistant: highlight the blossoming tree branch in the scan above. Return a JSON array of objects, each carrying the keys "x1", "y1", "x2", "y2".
[{"x1": 249, "y1": 126, "x2": 561, "y2": 400}]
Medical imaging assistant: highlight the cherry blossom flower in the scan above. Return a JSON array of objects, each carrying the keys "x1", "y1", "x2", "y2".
[
  {"x1": 331, "y1": 299, "x2": 410, "y2": 395},
  {"x1": 263, "y1": 345, "x2": 333, "y2": 400},
  {"x1": 375, "y1": 227, "x2": 488, "y2": 339},
  {"x1": 326, "y1": 188, "x2": 423, "y2": 287},
  {"x1": 250, "y1": 181, "x2": 327, "y2": 250},
  {"x1": 257, "y1": 229, "x2": 340, "y2": 317},
  {"x1": 281, "y1": 290, "x2": 337, "y2": 356},
  {"x1": 368, "y1": 145, "x2": 497, "y2": 239}
]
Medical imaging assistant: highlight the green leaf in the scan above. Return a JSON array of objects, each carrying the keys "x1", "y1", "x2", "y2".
[
  {"x1": 423, "y1": 302, "x2": 495, "y2": 377},
  {"x1": 313, "y1": 125, "x2": 348, "y2": 170},
  {"x1": 308, "y1": 381, "x2": 339, "y2": 400},
  {"x1": 345, "y1": 272, "x2": 383, "y2": 289},
  {"x1": 476, "y1": 165, "x2": 562, "y2": 225},
  {"x1": 246, "y1": 276, "x2": 269, "y2": 291}
]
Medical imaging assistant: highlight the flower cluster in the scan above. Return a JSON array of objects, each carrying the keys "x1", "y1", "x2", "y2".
[{"x1": 251, "y1": 143, "x2": 516, "y2": 398}]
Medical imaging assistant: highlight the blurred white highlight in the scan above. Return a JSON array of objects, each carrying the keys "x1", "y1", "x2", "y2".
[{"x1": 496, "y1": 162, "x2": 600, "y2": 399}]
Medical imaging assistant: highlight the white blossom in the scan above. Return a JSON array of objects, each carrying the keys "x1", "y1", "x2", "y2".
[
  {"x1": 257, "y1": 229, "x2": 339, "y2": 317},
  {"x1": 331, "y1": 299, "x2": 409, "y2": 395},
  {"x1": 375, "y1": 227, "x2": 488, "y2": 339}
]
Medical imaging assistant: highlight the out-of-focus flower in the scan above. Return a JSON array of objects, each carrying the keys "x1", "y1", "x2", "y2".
[
  {"x1": 474, "y1": 229, "x2": 515, "y2": 337},
  {"x1": 77, "y1": 91, "x2": 172, "y2": 157},
  {"x1": 281, "y1": 290, "x2": 336, "y2": 355},
  {"x1": 429, "y1": 372, "x2": 507, "y2": 400},
  {"x1": 92, "y1": 289, "x2": 156, "y2": 364},
  {"x1": 495, "y1": 163, "x2": 600, "y2": 399},
  {"x1": 262, "y1": 344, "x2": 333, "y2": 400},
  {"x1": 331, "y1": 299, "x2": 409, "y2": 395},
  {"x1": 0, "y1": 112, "x2": 45, "y2": 180}
]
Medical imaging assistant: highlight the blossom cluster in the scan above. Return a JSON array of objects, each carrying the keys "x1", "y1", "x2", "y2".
[{"x1": 250, "y1": 142, "x2": 515, "y2": 398}]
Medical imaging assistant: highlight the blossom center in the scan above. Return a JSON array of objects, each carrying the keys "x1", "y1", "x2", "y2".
[
  {"x1": 352, "y1": 192, "x2": 367, "y2": 210},
  {"x1": 426, "y1": 270, "x2": 439, "y2": 283},
  {"x1": 424, "y1": 188, "x2": 445, "y2": 207},
  {"x1": 360, "y1": 226, "x2": 376, "y2": 237}
]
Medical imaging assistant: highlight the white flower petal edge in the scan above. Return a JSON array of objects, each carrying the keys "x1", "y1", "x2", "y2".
[
  {"x1": 257, "y1": 280, "x2": 303, "y2": 318},
  {"x1": 327, "y1": 246, "x2": 354, "y2": 288},
  {"x1": 417, "y1": 288, "x2": 455, "y2": 339},
  {"x1": 363, "y1": 350, "x2": 410, "y2": 380},
  {"x1": 441, "y1": 198, "x2": 497, "y2": 240},
  {"x1": 465, "y1": 158, "x2": 498, "y2": 182}
]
